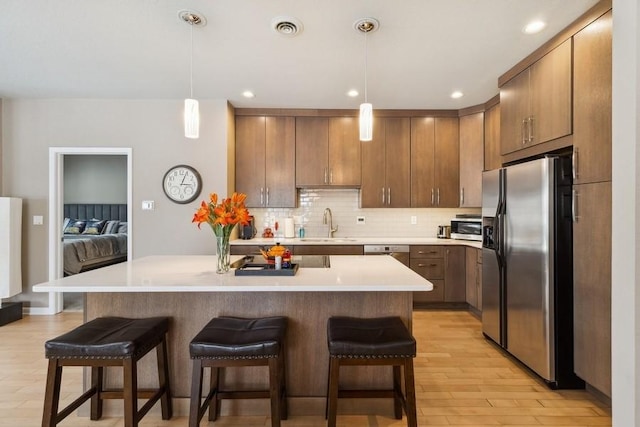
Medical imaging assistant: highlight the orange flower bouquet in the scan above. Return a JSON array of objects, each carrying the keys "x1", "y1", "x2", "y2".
[{"x1": 192, "y1": 192, "x2": 250, "y2": 273}]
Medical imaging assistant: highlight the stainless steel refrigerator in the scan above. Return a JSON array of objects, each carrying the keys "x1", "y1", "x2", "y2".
[{"x1": 481, "y1": 156, "x2": 583, "y2": 389}]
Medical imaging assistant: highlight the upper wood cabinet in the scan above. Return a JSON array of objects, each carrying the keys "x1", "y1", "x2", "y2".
[
  {"x1": 500, "y1": 39, "x2": 572, "y2": 155},
  {"x1": 235, "y1": 116, "x2": 296, "y2": 208},
  {"x1": 459, "y1": 112, "x2": 484, "y2": 207},
  {"x1": 484, "y1": 103, "x2": 501, "y2": 171},
  {"x1": 361, "y1": 117, "x2": 411, "y2": 208},
  {"x1": 295, "y1": 117, "x2": 361, "y2": 187},
  {"x1": 411, "y1": 117, "x2": 459, "y2": 207},
  {"x1": 572, "y1": 10, "x2": 612, "y2": 185}
]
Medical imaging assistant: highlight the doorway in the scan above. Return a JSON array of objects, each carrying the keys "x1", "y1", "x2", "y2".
[{"x1": 48, "y1": 147, "x2": 133, "y2": 314}]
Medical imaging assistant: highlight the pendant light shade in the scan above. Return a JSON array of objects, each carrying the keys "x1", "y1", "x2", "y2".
[
  {"x1": 355, "y1": 18, "x2": 378, "y2": 142},
  {"x1": 179, "y1": 10, "x2": 206, "y2": 139},
  {"x1": 184, "y1": 98, "x2": 200, "y2": 139},
  {"x1": 359, "y1": 102, "x2": 373, "y2": 142}
]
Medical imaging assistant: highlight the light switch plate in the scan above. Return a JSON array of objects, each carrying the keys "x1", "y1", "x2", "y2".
[
  {"x1": 33, "y1": 215, "x2": 44, "y2": 225},
  {"x1": 411, "y1": 215, "x2": 417, "y2": 225},
  {"x1": 142, "y1": 201, "x2": 155, "y2": 211}
]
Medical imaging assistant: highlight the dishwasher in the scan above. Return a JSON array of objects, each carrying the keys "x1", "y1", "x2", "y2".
[{"x1": 363, "y1": 245, "x2": 410, "y2": 266}]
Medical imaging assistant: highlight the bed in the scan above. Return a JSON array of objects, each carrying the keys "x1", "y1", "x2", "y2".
[{"x1": 62, "y1": 204, "x2": 128, "y2": 276}]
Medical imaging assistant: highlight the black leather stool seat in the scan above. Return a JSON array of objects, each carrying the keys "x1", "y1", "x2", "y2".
[
  {"x1": 42, "y1": 316, "x2": 172, "y2": 427},
  {"x1": 188, "y1": 316, "x2": 288, "y2": 427},
  {"x1": 327, "y1": 316, "x2": 416, "y2": 358},
  {"x1": 326, "y1": 316, "x2": 418, "y2": 427},
  {"x1": 190, "y1": 316, "x2": 286, "y2": 359},
  {"x1": 45, "y1": 316, "x2": 169, "y2": 359}
]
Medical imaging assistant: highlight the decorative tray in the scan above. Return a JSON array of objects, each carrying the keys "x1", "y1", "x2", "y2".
[{"x1": 234, "y1": 263, "x2": 299, "y2": 276}]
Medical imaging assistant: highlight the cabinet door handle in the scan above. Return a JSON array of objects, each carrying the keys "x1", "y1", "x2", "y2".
[
  {"x1": 324, "y1": 168, "x2": 328, "y2": 184},
  {"x1": 431, "y1": 188, "x2": 435, "y2": 206},
  {"x1": 528, "y1": 116, "x2": 535, "y2": 143},
  {"x1": 460, "y1": 188, "x2": 464, "y2": 206},
  {"x1": 417, "y1": 263, "x2": 426, "y2": 267},
  {"x1": 572, "y1": 188, "x2": 579, "y2": 223},
  {"x1": 522, "y1": 119, "x2": 528, "y2": 145},
  {"x1": 329, "y1": 168, "x2": 333, "y2": 184},
  {"x1": 388, "y1": 188, "x2": 391, "y2": 205},
  {"x1": 381, "y1": 187, "x2": 385, "y2": 204},
  {"x1": 437, "y1": 188, "x2": 441, "y2": 206},
  {"x1": 572, "y1": 147, "x2": 579, "y2": 180},
  {"x1": 260, "y1": 187, "x2": 264, "y2": 206},
  {"x1": 266, "y1": 187, "x2": 270, "y2": 206}
]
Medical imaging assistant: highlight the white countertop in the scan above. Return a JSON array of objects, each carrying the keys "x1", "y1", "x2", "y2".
[
  {"x1": 32, "y1": 255, "x2": 433, "y2": 293},
  {"x1": 231, "y1": 236, "x2": 482, "y2": 249}
]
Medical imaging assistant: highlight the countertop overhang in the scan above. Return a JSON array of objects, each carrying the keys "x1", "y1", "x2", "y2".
[
  {"x1": 231, "y1": 236, "x2": 482, "y2": 248},
  {"x1": 32, "y1": 255, "x2": 433, "y2": 293}
]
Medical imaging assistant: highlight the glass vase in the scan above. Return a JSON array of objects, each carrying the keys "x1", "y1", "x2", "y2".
[{"x1": 216, "y1": 235, "x2": 231, "y2": 274}]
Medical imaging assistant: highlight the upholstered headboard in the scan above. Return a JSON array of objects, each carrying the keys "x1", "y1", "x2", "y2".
[{"x1": 64, "y1": 204, "x2": 128, "y2": 222}]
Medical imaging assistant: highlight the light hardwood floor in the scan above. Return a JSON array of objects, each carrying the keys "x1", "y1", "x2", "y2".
[{"x1": 0, "y1": 310, "x2": 611, "y2": 426}]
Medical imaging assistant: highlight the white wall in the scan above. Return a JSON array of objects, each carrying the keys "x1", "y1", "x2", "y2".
[
  {"x1": 1, "y1": 98, "x2": 233, "y2": 308},
  {"x1": 63, "y1": 154, "x2": 127, "y2": 203},
  {"x1": 612, "y1": 0, "x2": 640, "y2": 423}
]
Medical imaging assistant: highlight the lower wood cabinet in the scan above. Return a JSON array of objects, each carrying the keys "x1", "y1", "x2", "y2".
[
  {"x1": 410, "y1": 245, "x2": 466, "y2": 305},
  {"x1": 465, "y1": 247, "x2": 482, "y2": 311},
  {"x1": 573, "y1": 181, "x2": 611, "y2": 397}
]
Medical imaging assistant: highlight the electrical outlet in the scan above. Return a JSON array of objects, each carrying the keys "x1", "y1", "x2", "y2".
[
  {"x1": 410, "y1": 215, "x2": 417, "y2": 225},
  {"x1": 356, "y1": 216, "x2": 366, "y2": 225}
]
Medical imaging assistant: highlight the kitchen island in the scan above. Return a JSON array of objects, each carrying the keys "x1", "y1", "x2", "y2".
[{"x1": 33, "y1": 254, "x2": 432, "y2": 416}]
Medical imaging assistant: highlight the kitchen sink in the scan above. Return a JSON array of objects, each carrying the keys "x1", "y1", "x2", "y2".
[{"x1": 299, "y1": 238, "x2": 357, "y2": 243}]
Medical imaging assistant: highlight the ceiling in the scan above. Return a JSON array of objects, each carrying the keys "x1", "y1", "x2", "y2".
[{"x1": 0, "y1": 0, "x2": 599, "y2": 110}]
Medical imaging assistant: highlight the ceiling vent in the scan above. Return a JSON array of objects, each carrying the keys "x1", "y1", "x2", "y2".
[{"x1": 272, "y1": 16, "x2": 303, "y2": 36}]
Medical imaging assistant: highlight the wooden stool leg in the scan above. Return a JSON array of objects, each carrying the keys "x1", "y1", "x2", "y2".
[
  {"x1": 404, "y1": 358, "x2": 418, "y2": 427},
  {"x1": 326, "y1": 358, "x2": 340, "y2": 427},
  {"x1": 268, "y1": 357, "x2": 281, "y2": 427},
  {"x1": 278, "y1": 350, "x2": 288, "y2": 420},
  {"x1": 42, "y1": 359, "x2": 62, "y2": 427},
  {"x1": 209, "y1": 367, "x2": 220, "y2": 421},
  {"x1": 123, "y1": 358, "x2": 138, "y2": 427},
  {"x1": 90, "y1": 366, "x2": 104, "y2": 420},
  {"x1": 393, "y1": 364, "x2": 403, "y2": 419},
  {"x1": 189, "y1": 359, "x2": 204, "y2": 427},
  {"x1": 156, "y1": 337, "x2": 172, "y2": 420}
]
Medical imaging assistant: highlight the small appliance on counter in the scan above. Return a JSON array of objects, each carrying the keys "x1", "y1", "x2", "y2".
[
  {"x1": 239, "y1": 215, "x2": 256, "y2": 240},
  {"x1": 450, "y1": 215, "x2": 482, "y2": 241},
  {"x1": 437, "y1": 225, "x2": 451, "y2": 239}
]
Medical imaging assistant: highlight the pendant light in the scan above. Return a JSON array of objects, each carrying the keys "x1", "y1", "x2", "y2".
[
  {"x1": 354, "y1": 18, "x2": 379, "y2": 142},
  {"x1": 179, "y1": 10, "x2": 206, "y2": 139}
]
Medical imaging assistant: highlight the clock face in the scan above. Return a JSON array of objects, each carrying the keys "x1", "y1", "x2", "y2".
[{"x1": 162, "y1": 165, "x2": 202, "y2": 204}]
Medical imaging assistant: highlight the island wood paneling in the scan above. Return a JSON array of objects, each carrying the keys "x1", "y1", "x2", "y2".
[{"x1": 86, "y1": 291, "x2": 412, "y2": 402}]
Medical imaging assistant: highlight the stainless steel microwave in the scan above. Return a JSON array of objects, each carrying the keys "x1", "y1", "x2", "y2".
[{"x1": 450, "y1": 217, "x2": 482, "y2": 241}]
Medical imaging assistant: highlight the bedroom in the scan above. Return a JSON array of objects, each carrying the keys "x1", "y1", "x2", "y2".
[{"x1": 61, "y1": 154, "x2": 128, "y2": 310}]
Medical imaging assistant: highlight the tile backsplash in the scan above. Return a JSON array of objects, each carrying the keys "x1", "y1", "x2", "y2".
[{"x1": 249, "y1": 189, "x2": 480, "y2": 239}]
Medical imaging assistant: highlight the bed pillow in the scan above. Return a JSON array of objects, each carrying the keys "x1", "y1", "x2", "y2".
[
  {"x1": 103, "y1": 220, "x2": 120, "y2": 234},
  {"x1": 117, "y1": 222, "x2": 128, "y2": 234},
  {"x1": 64, "y1": 219, "x2": 87, "y2": 235},
  {"x1": 82, "y1": 219, "x2": 106, "y2": 235},
  {"x1": 62, "y1": 217, "x2": 71, "y2": 233}
]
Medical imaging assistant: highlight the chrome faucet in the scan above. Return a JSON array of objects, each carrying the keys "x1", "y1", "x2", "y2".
[{"x1": 323, "y1": 208, "x2": 338, "y2": 238}]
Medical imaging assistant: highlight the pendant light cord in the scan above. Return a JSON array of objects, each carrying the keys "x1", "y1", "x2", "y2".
[
  {"x1": 364, "y1": 30, "x2": 368, "y2": 103},
  {"x1": 189, "y1": 20, "x2": 194, "y2": 99}
]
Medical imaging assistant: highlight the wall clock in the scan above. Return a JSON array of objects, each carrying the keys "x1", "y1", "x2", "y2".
[{"x1": 162, "y1": 164, "x2": 202, "y2": 204}]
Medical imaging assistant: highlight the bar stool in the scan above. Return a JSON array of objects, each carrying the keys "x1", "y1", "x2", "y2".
[
  {"x1": 188, "y1": 316, "x2": 287, "y2": 427},
  {"x1": 326, "y1": 316, "x2": 417, "y2": 427},
  {"x1": 42, "y1": 316, "x2": 172, "y2": 427}
]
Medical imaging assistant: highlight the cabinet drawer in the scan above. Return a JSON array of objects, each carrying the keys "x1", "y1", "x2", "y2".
[
  {"x1": 414, "y1": 280, "x2": 444, "y2": 302},
  {"x1": 410, "y1": 258, "x2": 444, "y2": 279},
  {"x1": 410, "y1": 246, "x2": 444, "y2": 258}
]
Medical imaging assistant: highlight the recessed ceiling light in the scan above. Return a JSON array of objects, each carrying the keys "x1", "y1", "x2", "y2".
[
  {"x1": 347, "y1": 89, "x2": 359, "y2": 97},
  {"x1": 451, "y1": 91, "x2": 464, "y2": 99},
  {"x1": 523, "y1": 20, "x2": 546, "y2": 34},
  {"x1": 242, "y1": 91, "x2": 255, "y2": 98}
]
